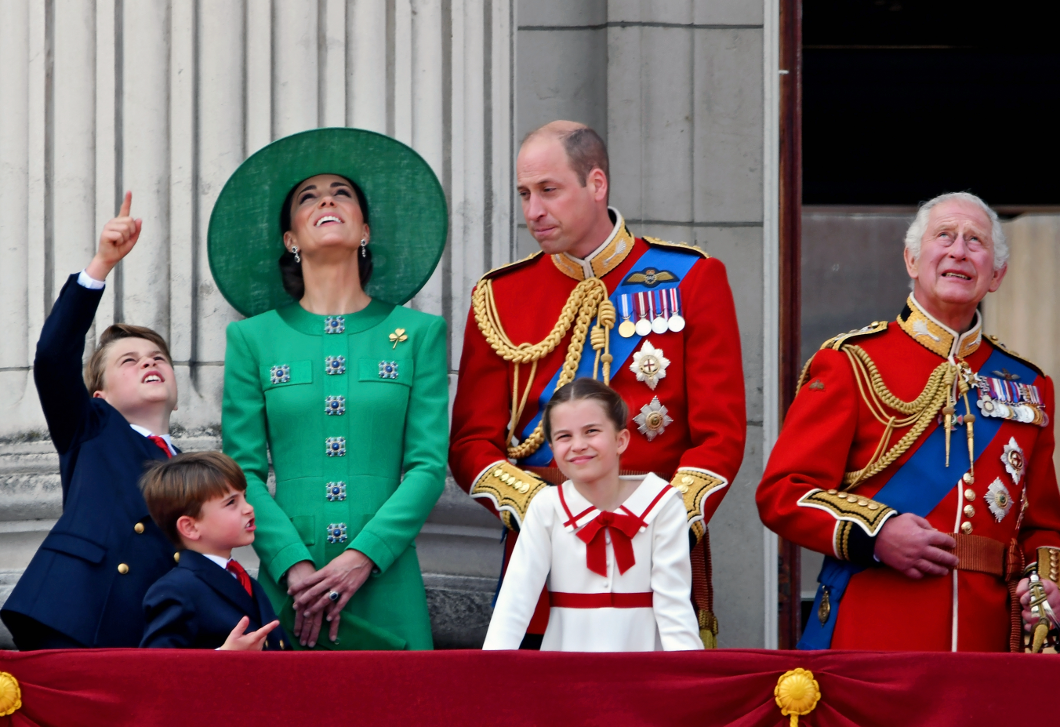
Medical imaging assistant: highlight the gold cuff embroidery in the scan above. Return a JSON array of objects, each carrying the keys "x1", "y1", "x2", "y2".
[
  {"x1": 672, "y1": 468, "x2": 729, "y2": 529},
  {"x1": 470, "y1": 461, "x2": 548, "y2": 530},
  {"x1": 797, "y1": 488, "x2": 896, "y2": 538}
]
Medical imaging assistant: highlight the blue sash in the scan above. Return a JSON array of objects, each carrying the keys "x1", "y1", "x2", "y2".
[
  {"x1": 798, "y1": 347, "x2": 1034, "y2": 649},
  {"x1": 517, "y1": 246, "x2": 700, "y2": 466}
]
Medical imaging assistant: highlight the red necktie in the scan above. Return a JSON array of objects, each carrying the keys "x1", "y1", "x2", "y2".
[
  {"x1": 226, "y1": 560, "x2": 254, "y2": 597},
  {"x1": 147, "y1": 435, "x2": 172, "y2": 458},
  {"x1": 575, "y1": 510, "x2": 645, "y2": 576}
]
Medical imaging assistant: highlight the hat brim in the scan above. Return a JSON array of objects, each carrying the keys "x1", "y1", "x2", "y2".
[{"x1": 207, "y1": 128, "x2": 448, "y2": 318}]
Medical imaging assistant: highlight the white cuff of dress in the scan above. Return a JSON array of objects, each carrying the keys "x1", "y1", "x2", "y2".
[{"x1": 77, "y1": 270, "x2": 106, "y2": 289}]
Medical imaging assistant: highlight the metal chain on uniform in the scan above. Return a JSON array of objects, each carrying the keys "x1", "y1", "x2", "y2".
[
  {"x1": 472, "y1": 276, "x2": 616, "y2": 460},
  {"x1": 839, "y1": 344, "x2": 973, "y2": 489}
]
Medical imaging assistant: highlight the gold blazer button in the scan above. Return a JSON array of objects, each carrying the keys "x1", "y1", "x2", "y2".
[
  {"x1": 117, "y1": 563, "x2": 129, "y2": 574},
  {"x1": 134, "y1": 522, "x2": 145, "y2": 534}
]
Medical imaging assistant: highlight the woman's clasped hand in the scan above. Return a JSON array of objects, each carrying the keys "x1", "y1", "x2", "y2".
[{"x1": 286, "y1": 551, "x2": 376, "y2": 647}]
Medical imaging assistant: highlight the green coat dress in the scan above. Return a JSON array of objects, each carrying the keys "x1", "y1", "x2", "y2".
[{"x1": 222, "y1": 300, "x2": 448, "y2": 650}]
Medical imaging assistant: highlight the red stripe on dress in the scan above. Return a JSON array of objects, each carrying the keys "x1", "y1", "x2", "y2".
[
  {"x1": 558, "y1": 485, "x2": 597, "y2": 528},
  {"x1": 636, "y1": 483, "x2": 674, "y2": 521},
  {"x1": 549, "y1": 592, "x2": 654, "y2": 609}
]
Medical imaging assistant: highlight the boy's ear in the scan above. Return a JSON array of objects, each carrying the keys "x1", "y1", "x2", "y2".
[
  {"x1": 615, "y1": 428, "x2": 631, "y2": 456},
  {"x1": 175, "y1": 515, "x2": 201, "y2": 542},
  {"x1": 92, "y1": 390, "x2": 106, "y2": 400}
]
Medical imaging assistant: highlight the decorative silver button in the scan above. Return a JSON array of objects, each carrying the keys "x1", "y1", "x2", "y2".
[
  {"x1": 270, "y1": 364, "x2": 290, "y2": 384},
  {"x1": 325, "y1": 395, "x2": 346, "y2": 416},
  {"x1": 325, "y1": 481, "x2": 347, "y2": 502},
  {"x1": 325, "y1": 356, "x2": 346, "y2": 375},
  {"x1": 326, "y1": 523, "x2": 348, "y2": 543},
  {"x1": 324, "y1": 316, "x2": 345, "y2": 334},
  {"x1": 378, "y1": 361, "x2": 399, "y2": 379},
  {"x1": 325, "y1": 437, "x2": 346, "y2": 457}
]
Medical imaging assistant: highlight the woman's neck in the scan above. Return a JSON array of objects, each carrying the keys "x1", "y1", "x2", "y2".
[
  {"x1": 572, "y1": 467, "x2": 638, "y2": 513},
  {"x1": 298, "y1": 255, "x2": 371, "y2": 315}
]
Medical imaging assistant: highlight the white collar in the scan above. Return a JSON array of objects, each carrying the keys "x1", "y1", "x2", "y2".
[
  {"x1": 201, "y1": 553, "x2": 233, "y2": 571},
  {"x1": 556, "y1": 472, "x2": 675, "y2": 531},
  {"x1": 129, "y1": 425, "x2": 175, "y2": 454}
]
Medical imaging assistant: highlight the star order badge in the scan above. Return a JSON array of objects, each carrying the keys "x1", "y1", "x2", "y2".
[
  {"x1": 986, "y1": 478, "x2": 1013, "y2": 522},
  {"x1": 629, "y1": 341, "x2": 670, "y2": 391},
  {"x1": 1002, "y1": 437, "x2": 1025, "y2": 485},
  {"x1": 633, "y1": 396, "x2": 672, "y2": 441}
]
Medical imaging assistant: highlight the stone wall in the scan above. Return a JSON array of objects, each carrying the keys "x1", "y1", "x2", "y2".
[{"x1": 0, "y1": 0, "x2": 780, "y2": 649}]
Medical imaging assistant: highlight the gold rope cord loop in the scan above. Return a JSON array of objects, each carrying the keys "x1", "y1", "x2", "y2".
[
  {"x1": 841, "y1": 345, "x2": 955, "y2": 489},
  {"x1": 473, "y1": 277, "x2": 611, "y2": 460}
]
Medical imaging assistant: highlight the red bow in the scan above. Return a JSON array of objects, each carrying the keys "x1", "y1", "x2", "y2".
[{"x1": 575, "y1": 510, "x2": 644, "y2": 576}]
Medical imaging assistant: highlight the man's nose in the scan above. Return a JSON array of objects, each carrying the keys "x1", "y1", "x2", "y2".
[
  {"x1": 524, "y1": 193, "x2": 544, "y2": 219},
  {"x1": 949, "y1": 234, "x2": 970, "y2": 257}
]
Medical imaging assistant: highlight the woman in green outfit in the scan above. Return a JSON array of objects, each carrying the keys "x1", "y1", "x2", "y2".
[{"x1": 208, "y1": 129, "x2": 449, "y2": 650}]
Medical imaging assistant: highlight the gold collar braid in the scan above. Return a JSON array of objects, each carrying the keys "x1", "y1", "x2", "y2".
[
  {"x1": 472, "y1": 276, "x2": 616, "y2": 460},
  {"x1": 837, "y1": 345, "x2": 976, "y2": 488}
]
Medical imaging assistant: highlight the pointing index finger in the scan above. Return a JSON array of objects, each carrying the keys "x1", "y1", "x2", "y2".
[{"x1": 118, "y1": 191, "x2": 133, "y2": 218}]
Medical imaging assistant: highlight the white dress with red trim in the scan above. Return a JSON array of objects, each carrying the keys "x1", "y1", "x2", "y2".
[{"x1": 482, "y1": 473, "x2": 702, "y2": 651}]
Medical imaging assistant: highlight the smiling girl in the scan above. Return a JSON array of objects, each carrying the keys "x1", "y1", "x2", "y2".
[{"x1": 483, "y1": 377, "x2": 702, "y2": 651}]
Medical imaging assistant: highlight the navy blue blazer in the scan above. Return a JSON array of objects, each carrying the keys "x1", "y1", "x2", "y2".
[
  {"x1": 141, "y1": 550, "x2": 287, "y2": 650},
  {"x1": 1, "y1": 274, "x2": 178, "y2": 647}
]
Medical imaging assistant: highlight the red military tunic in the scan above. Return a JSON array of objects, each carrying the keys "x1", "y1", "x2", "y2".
[
  {"x1": 758, "y1": 293, "x2": 1060, "y2": 651},
  {"x1": 450, "y1": 210, "x2": 746, "y2": 636}
]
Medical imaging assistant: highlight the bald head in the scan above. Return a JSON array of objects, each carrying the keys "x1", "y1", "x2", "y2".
[{"x1": 522, "y1": 121, "x2": 610, "y2": 192}]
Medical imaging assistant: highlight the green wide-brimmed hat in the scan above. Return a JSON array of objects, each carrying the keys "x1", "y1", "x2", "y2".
[{"x1": 208, "y1": 127, "x2": 447, "y2": 318}]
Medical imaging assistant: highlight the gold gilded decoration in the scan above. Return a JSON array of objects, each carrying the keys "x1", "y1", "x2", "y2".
[
  {"x1": 0, "y1": 672, "x2": 22, "y2": 717},
  {"x1": 388, "y1": 328, "x2": 408, "y2": 349},
  {"x1": 961, "y1": 521, "x2": 973, "y2": 534},
  {"x1": 698, "y1": 609, "x2": 718, "y2": 649},
  {"x1": 117, "y1": 563, "x2": 129, "y2": 574},
  {"x1": 809, "y1": 379, "x2": 824, "y2": 391},
  {"x1": 642, "y1": 236, "x2": 711, "y2": 259},
  {"x1": 469, "y1": 461, "x2": 548, "y2": 530},
  {"x1": 672, "y1": 468, "x2": 728, "y2": 528},
  {"x1": 472, "y1": 275, "x2": 616, "y2": 460},
  {"x1": 819, "y1": 320, "x2": 888, "y2": 353},
  {"x1": 634, "y1": 397, "x2": 672, "y2": 441},
  {"x1": 174, "y1": 552, "x2": 180, "y2": 563},
  {"x1": 898, "y1": 293, "x2": 981, "y2": 359},
  {"x1": 1002, "y1": 437, "x2": 1026, "y2": 485},
  {"x1": 798, "y1": 489, "x2": 895, "y2": 540},
  {"x1": 629, "y1": 341, "x2": 670, "y2": 391},
  {"x1": 818, "y1": 587, "x2": 831, "y2": 625},
  {"x1": 986, "y1": 478, "x2": 1013, "y2": 522},
  {"x1": 134, "y1": 522, "x2": 145, "y2": 533},
  {"x1": 623, "y1": 267, "x2": 678, "y2": 287},
  {"x1": 1037, "y1": 547, "x2": 1060, "y2": 585},
  {"x1": 551, "y1": 215, "x2": 636, "y2": 281},
  {"x1": 963, "y1": 504, "x2": 975, "y2": 518},
  {"x1": 775, "y1": 668, "x2": 822, "y2": 727}
]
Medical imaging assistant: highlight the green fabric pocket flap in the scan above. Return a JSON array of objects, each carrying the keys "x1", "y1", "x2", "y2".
[
  {"x1": 278, "y1": 597, "x2": 407, "y2": 651},
  {"x1": 358, "y1": 358, "x2": 413, "y2": 386},
  {"x1": 290, "y1": 515, "x2": 316, "y2": 547},
  {"x1": 261, "y1": 359, "x2": 313, "y2": 390}
]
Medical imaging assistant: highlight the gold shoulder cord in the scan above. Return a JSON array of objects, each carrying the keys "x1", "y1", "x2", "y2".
[
  {"x1": 839, "y1": 345, "x2": 973, "y2": 489},
  {"x1": 472, "y1": 276, "x2": 616, "y2": 460}
]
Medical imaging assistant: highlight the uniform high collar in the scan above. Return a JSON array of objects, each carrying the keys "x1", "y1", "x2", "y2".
[
  {"x1": 550, "y1": 208, "x2": 636, "y2": 281},
  {"x1": 897, "y1": 293, "x2": 982, "y2": 360}
]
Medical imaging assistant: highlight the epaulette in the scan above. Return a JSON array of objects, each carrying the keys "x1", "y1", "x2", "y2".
[
  {"x1": 986, "y1": 334, "x2": 1044, "y2": 377},
  {"x1": 820, "y1": 320, "x2": 888, "y2": 351},
  {"x1": 642, "y1": 236, "x2": 710, "y2": 259},
  {"x1": 478, "y1": 250, "x2": 543, "y2": 282}
]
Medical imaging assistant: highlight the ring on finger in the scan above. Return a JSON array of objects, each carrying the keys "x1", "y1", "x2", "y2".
[{"x1": 328, "y1": 590, "x2": 340, "y2": 602}]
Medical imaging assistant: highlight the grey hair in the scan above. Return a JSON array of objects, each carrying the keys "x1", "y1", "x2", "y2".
[{"x1": 904, "y1": 192, "x2": 1008, "y2": 271}]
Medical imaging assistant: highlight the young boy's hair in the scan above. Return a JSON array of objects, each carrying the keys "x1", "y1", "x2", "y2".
[
  {"x1": 85, "y1": 323, "x2": 173, "y2": 394},
  {"x1": 139, "y1": 451, "x2": 248, "y2": 547},
  {"x1": 543, "y1": 377, "x2": 629, "y2": 443}
]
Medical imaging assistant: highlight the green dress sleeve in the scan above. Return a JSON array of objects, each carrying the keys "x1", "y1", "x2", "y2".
[
  {"x1": 222, "y1": 321, "x2": 313, "y2": 581},
  {"x1": 350, "y1": 315, "x2": 449, "y2": 572}
]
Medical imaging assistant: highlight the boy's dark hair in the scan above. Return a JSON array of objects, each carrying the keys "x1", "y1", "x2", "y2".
[
  {"x1": 543, "y1": 377, "x2": 629, "y2": 443},
  {"x1": 140, "y1": 451, "x2": 248, "y2": 547},
  {"x1": 278, "y1": 175, "x2": 373, "y2": 299},
  {"x1": 85, "y1": 324, "x2": 173, "y2": 395}
]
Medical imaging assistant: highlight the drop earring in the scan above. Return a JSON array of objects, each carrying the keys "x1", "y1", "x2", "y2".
[
  {"x1": 360, "y1": 238, "x2": 368, "y2": 259},
  {"x1": 291, "y1": 246, "x2": 301, "y2": 263}
]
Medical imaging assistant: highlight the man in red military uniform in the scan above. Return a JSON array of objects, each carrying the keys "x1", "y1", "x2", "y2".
[
  {"x1": 758, "y1": 192, "x2": 1060, "y2": 651},
  {"x1": 450, "y1": 121, "x2": 746, "y2": 647}
]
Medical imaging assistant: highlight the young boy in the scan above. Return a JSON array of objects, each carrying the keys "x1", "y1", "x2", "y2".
[
  {"x1": 139, "y1": 452, "x2": 286, "y2": 650},
  {"x1": 1, "y1": 192, "x2": 182, "y2": 650}
]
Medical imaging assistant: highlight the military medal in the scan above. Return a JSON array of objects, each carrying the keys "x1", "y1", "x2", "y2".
[
  {"x1": 629, "y1": 341, "x2": 670, "y2": 390},
  {"x1": 634, "y1": 292, "x2": 652, "y2": 337},
  {"x1": 667, "y1": 288, "x2": 685, "y2": 332},
  {"x1": 986, "y1": 478, "x2": 1013, "y2": 522},
  {"x1": 1002, "y1": 437, "x2": 1025, "y2": 485},
  {"x1": 633, "y1": 396, "x2": 672, "y2": 441},
  {"x1": 976, "y1": 373, "x2": 1047, "y2": 427},
  {"x1": 650, "y1": 291, "x2": 668, "y2": 334},
  {"x1": 618, "y1": 294, "x2": 637, "y2": 338}
]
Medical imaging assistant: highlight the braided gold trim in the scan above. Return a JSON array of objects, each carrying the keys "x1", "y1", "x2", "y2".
[
  {"x1": 469, "y1": 461, "x2": 548, "y2": 530},
  {"x1": 672, "y1": 468, "x2": 728, "y2": 528},
  {"x1": 798, "y1": 488, "x2": 896, "y2": 537},
  {"x1": 472, "y1": 276, "x2": 615, "y2": 460}
]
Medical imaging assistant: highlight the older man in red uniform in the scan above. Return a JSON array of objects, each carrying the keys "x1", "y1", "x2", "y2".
[
  {"x1": 758, "y1": 192, "x2": 1060, "y2": 651},
  {"x1": 450, "y1": 121, "x2": 746, "y2": 647}
]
